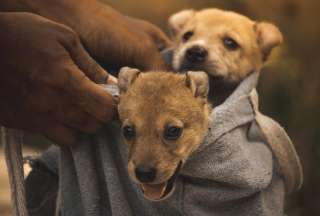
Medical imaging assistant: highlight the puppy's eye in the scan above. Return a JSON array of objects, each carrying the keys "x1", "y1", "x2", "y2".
[
  {"x1": 122, "y1": 125, "x2": 135, "y2": 140},
  {"x1": 164, "y1": 126, "x2": 183, "y2": 140},
  {"x1": 223, "y1": 37, "x2": 240, "y2": 50},
  {"x1": 182, "y1": 31, "x2": 194, "y2": 42}
]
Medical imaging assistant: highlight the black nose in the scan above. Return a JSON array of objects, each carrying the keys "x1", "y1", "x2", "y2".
[
  {"x1": 185, "y1": 46, "x2": 208, "y2": 63},
  {"x1": 135, "y1": 165, "x2": 157, "y2": 183}
]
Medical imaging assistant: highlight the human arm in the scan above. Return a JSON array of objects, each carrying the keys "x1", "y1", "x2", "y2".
[
  {"x1": 0, "y1": 12, "x2": 116, "y2": 145},
  {"x1": 0, "y1": 0, "x2": 172, "y2": 70}
]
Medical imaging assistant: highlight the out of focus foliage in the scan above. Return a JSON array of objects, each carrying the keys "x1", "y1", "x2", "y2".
[{"x1": 25, "y1": 0, "x2": 319, "y2": 215}]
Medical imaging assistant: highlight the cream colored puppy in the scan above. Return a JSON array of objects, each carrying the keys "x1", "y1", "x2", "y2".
[{"x1": 169, "y1": 9, "x2": 283, "y2": 82}]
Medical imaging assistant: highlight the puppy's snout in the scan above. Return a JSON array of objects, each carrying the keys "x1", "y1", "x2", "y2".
[
  {"x1": 135, "y1": 165, "x2": 157, "y2": 183},
  {"x1": 185, "y1": 46, "x2": 208, "y2": 63}
]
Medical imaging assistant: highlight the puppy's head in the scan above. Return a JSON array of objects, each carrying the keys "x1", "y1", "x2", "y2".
[
  {"x1": 169, "y1": 9, "x2": 283, "y2": 82},
  {"x1": 118, "y1": 67, "x2": 210, "y2": 201}
]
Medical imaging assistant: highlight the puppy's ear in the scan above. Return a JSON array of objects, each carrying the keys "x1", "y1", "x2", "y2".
[
  {"x1": 185, "y1": 71, "x2": 209, "y2": 98},
  {"x1": 254, "y1": 22, "x2": 283, "y2": 61},
  {"x1": 168, "y1": 9, "x2": 195, "y2": 36},
  {"x1": 118, "y1": 67, "x2": 141, "y2": 94}
]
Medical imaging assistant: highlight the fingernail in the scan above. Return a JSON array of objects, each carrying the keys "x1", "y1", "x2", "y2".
[{"x1": 107, "y1": 75, "x2": 118, "y2": 84}]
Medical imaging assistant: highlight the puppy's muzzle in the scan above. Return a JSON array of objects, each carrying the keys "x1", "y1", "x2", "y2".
[
  {"x1": 135, "y1": 165, "x2": 157, "y2": 183},
  {"x1": 185, "y1": 45, "x2": 208, "y2": 63}
]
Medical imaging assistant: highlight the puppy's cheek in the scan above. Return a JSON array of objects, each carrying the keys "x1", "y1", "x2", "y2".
[
  {"x1": 173, "y1": 140, "x2": 197, "y2": 160},
  {"x1": 218, "y1": 53, "x2": 232, "y2": 75},
  {"x1": 157, "y1": 161, "x2": 180, "y2": 180},
  {"x1": 220, "y1": 54, "x2": 246, "y2": 81},
  {"x1": 159, "y1": 168, "x2": 177, "y2": 181},
  {"x1": 206, "y1": 52, "x2": 228, "y2": 77}
]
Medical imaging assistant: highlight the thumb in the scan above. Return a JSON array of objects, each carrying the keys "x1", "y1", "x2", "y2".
[
  {"x1": 134, "y1": 19, "x2": 172, "y2": 51},
  {"x1": 150, "y1": 28, "x2": 173, "y2": 51}
]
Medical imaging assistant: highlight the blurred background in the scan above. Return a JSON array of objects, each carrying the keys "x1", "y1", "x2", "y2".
[{"x1": 1, "y1": 0, "x2": 319, "y2": 215}]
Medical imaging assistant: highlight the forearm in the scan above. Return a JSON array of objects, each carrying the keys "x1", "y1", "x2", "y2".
[
  {"x1": 0, "y1": 0, "x2": 105, "y2": 29},
  {"x1": 0, "y1": 0, "x2": 88, "y2": 13},
  {"x1": 1, "y1": 0, "x2": 123, "y2": 44},
  {"x1": 0, "y1": 0, "x2": 29, "y2": 12},
  {"x1": 0, "y1": 0, "x2": 169, "y2": 70}
]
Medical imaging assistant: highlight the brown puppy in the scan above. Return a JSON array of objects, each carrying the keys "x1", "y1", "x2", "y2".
[
  {"x1": 168, "y1": 9, "x2": 283, "y2": 103},
  {"x1": 118, "y1": 67, "x2": 211, "y2": 201}
]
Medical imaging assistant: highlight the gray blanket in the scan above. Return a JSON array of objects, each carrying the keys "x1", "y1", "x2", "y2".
[{"x1": 38, "y1": 72, "x2": 302, "y2": 216}]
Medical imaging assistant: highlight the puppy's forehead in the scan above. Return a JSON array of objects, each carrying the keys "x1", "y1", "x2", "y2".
[
  {"x1": 176, "y1": 9, "x2": 257, "y2": 49},
  {"x1": 196, "y1": 9, "x2": 254, "y2": 26},
  {"x1": 119, "y1": 73, "x2": 203, "y2": 124},
  {"x1": 187, "y1": 9, "x2": 255, "y2": 37}
]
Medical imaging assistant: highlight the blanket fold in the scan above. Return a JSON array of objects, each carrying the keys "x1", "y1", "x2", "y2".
[{"x1": 30, "y1": 72, "x2": 302, "y2": 216}]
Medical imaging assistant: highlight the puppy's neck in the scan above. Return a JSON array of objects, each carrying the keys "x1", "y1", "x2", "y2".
[{"x1": 208, "y1": 76, "x2": 239, "y2": 106}]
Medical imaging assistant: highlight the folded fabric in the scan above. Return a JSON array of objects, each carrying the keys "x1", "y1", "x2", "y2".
[{"x1": 30, "y1": 72, "x2": 302, "y2": 216}]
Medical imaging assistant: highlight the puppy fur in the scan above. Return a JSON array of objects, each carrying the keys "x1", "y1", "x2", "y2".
[
  {"x1": 168, "y1": 8, "x2": 283, "y2": 104},
  {"x1": 118, "y1": 67, "x2": 210, "y2": 200}
]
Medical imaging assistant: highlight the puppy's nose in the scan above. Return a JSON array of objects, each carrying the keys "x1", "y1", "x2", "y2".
[
  {"x1": 135, "y1": 165, "x2": 157, "y2": 183},
  {"x1": 185, "y1": 46, "x2": 208, "y2": 63}
]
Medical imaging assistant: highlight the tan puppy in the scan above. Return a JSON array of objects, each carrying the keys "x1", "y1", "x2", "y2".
[
  {"x1": 118, "y1": 67, "x2": 211, "y2": 201},
  {"x1": 169, "y1": 9, "x2": 283, "y2": 83}
]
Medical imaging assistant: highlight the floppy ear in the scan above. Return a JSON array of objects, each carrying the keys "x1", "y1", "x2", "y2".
[
  {"x1": 254, "y1": 22, "x2": 283, "y2": 61},
  {"x1": 168, "y1": 9, "x2": 195, "y2": 36},
  {"x1": 118, "y1": 67, "x2": 141, "y2": 94},
  {"x1": 185, "y1": 71, "x2": 209, "y2": 98}
]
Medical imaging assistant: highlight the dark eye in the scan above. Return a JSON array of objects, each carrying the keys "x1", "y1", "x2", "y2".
[
  {"x1": 223, "y1": 37, "x2": 240, "y2": 50},
  {"x1": 122, "y1": 125, "x2": 135, "y2": 140},
  {"x1": 164, "y1": 126, "x2": 183, "y2": 140},
  {"x1": 182, "y1": 31, "x2": 194, "y2": 42}
]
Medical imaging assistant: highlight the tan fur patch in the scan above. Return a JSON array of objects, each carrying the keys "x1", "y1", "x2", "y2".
[
  {"x1": 118, "y1": 71, "x2": 210, "y2": 185},
  {"x1": 169, "y1": 8, "x2": 283, "y2": 82}
]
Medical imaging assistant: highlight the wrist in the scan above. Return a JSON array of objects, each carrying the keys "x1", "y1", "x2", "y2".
[
  {"x1": 25, "y1": 0, "x2": 120, "y2": 48},
  {"x1": 11, "y1": 0, "x2": 100, "y2": 29},
  {"x1": 0, "y1": 0, "x2": 29, "y2": 12},
  {"x1": 61, "y1": 1, "x2": 127, "y2": 61},
  {"x1": 66, "y1": 1, "x2": 125, "y2": 37}
]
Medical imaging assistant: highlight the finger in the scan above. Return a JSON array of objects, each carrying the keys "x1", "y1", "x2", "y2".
[
  {"x1": 44, "y1": 124, "x2": 79, "y2": 146},
  {"x1": 140, "y1": 46, "x2": 169, "y2": 71},
  {"x1": 136, "y1": 19, "x2": 172, "y2": 51},
  {"x1": 38, "y1": 83, "x2": 110, "y2": 131},
  {"x1": 107, "y1": 74, "x2": 118, "y2": 85},
  {"x1": 62, "y1": 64, "x2": 117, "y2": 122},
  {"x1": 61, "y1": 31, "x2": 110, "y2": 84},
  {"x1": 55, "y1": 105, "x2": 103, "y2": 133},
  {"x1": 148, "y1": 28, "x2": 172, "y2": 51}
]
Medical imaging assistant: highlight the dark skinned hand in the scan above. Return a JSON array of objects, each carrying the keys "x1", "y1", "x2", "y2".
[
  {"x1": 16, "y1": 0, "x2": 172, "y2": 71},
  {"x1": 0, "y1": 12, "x2": 117, "y2": 145}
]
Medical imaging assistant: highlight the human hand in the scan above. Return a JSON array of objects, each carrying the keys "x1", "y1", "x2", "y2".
[
  {"x1": 18, "y1": 0, "x2": 172, "y2": 71},
  {"x1": 0, "y1": 12, "x2": 117, "y2": 145}
]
